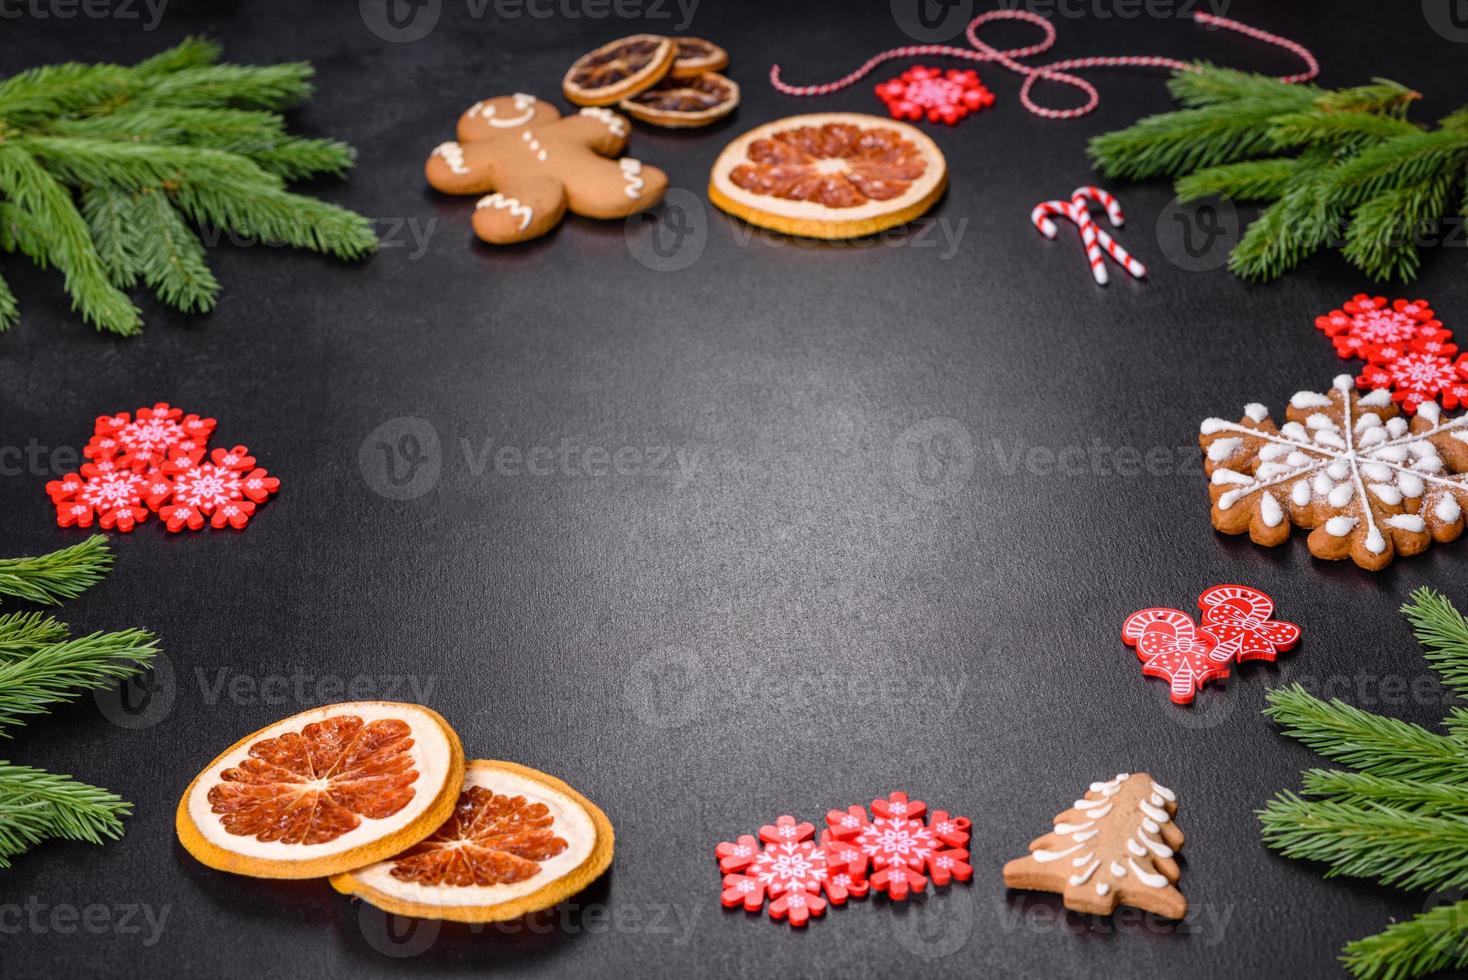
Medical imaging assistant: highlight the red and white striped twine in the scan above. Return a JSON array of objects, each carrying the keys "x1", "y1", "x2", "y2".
[{"x1": 769, "y1": 9, "x2": 1319, "y2": 120}]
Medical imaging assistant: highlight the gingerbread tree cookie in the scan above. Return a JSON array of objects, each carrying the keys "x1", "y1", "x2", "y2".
[
  {"x1": 1004, "y1": 773, "x2": 1185, "y2": 919},
  {"x1": 1200, "y1": 375, "x2": 1468, "y2": 570},
  {"x1": 425, "y1": 93, "x2": 666, "y2": 244}
]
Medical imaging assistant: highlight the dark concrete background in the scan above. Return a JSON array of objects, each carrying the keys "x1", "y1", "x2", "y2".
[{"x1": 2, "y1": 1, "x2": 1467, "y2": 977}]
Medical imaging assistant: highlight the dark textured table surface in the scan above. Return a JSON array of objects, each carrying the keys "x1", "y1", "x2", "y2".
[{"x1": 3, "y1": 2, "x2": 1468, "y2": 977}]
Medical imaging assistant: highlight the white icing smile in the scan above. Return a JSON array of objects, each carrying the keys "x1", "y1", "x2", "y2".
[{"x1": 472, "y1": 92, "x2": 538, "y2": 128}]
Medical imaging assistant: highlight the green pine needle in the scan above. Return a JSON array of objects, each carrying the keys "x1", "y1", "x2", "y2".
[
  {"x1": 1300, "y1": 769, "x2": 1468, "y2": 814},
  {"x1": 0, "y1": 762, "x2": 132, "y2": 865},
  {"x1": 1402, "y1": 587, "x2": 1468, "y2": 697},
  {"x1": 0, "y1": 628, "x2": 158, "y2": 734},
  {"x1": 1259, "y1": 794, "x2": 1468, "y2": 892},
  {"x1": 0, "y1": 38, "x2": 371, "y2": 336},
  {"x1": 0, "y1": 613, "x2": 69, "y2": 661},
  {"x1": 0, "y1": 536, "x2": 114, "y2": 605},
  {"x1": 1176, "y1": 157, "x2": 1302, "y2": 202},
  {"x1": 1343, "y1": 899, "x2": 1468, "y2": 980},
  {"x1": 1263, "y1": 683, "x2": 1468, "y2": 783}
]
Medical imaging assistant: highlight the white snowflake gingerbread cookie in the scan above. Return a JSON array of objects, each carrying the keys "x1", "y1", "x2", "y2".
[
  {"x1": 1200, "y1": 375, "x2": 1468, "y2": 570},
  {"x1": 425, "y1": 93, "x2": 666, "y2": 244}
]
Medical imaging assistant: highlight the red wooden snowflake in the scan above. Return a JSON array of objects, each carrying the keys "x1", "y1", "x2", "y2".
[
  {"x1": 1121, "y1": 608, "x2": 1228, "y2": 705},
  {"x1": 46, "y1": 461, "x2": 153, "y2": 532},
  {"x1": 1358, "y1": 353, "x2": 1468, "y2": 412},
  {"x1": 715, "y1": 815, "x2": 866, "y2": 927},
  {"x1": 154, "y1": 445, "x2": 280, "y2": 532},
  {"x1": 823, "y1": 791, "x2": 972, "y2": 901},
  {"x1": 1196, "y1": 585, "x2": 1300, "y2": 665},
  {"x1": 84, "y1": 402, "x2": 216, "y2": 471},
  {"x1": 1314, "y1": 296, "x2": 1462, "y2": 413},
  {"x1": 874, "y1": 66, "x2": 994, "y2": 125}
]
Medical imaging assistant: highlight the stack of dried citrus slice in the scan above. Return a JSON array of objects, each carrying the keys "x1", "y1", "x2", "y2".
[
  {"x1": 177, "y1": 702, "x2": 614, "y2": 922},
  {"x1": 563, "y1": 35, "x2": 738, "y2": 129}
]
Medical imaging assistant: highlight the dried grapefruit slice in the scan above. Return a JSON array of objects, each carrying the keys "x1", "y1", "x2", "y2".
[
  {"x1": 620, "y1": 72, "x2": 740, "y2": 128},
  {"x1": 563, "y1": 34, "x2": 676, "y2": 107},
  {"x1": 670, "y1": 37, "x2": 728, "y2": 78},
  {"x1": 176, "y1": 702, "x2": 464, "y2": 879},
  {"x1": 330, "y1": 760, "x2": 614, "y2": 922},
  {"x1": 708, "y1": 112, "x2": 948, "y2": 240}
]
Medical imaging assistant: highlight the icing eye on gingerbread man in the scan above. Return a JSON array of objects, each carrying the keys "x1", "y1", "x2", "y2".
[{"x1": 425, "y1": 92, "x2": 667, "y2": 245}]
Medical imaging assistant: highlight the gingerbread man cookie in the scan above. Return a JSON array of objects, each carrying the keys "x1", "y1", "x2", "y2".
[{"x1": 425, "y1": 93, "x2": 667, "y2": 245}]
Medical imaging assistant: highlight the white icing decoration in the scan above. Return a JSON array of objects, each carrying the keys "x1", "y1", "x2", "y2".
[
  {"x1": 1137, "y1": 830, "x2": 1173, "y2": 857},
  {"x1": 1032, "y1": 842, "x2": 1083, "y2": 862},
  {"x1": 1306, "y1": 413, "x2": 1336, "y2": 430},
  {"x1": 1070, "y1": 829, "x2": 1099, "y2": 843},
  {"x1": 1359, "y1": 388, "x2": 1393, "y2": 407},
  {"x1": 1053, "y1": 821, "x2": 1094, "y2": 834},
  {"x1": 1418, "y1": 401, "x2": 1442, "y2": 423},
  {"x1": 1152, "y1": 782, "x2": 1175, "y2": 802},
  {"x1": 1138, "y1": 800, "x2": 1170, "y2": 823},
  {"x1": 1110, "y1": 860, "x2": 1126, "y2": 876},
  {"x1": 1291, "y1": 390, "x2": 1333, "y2": 409},
  {"x1": 1212, "y1": 468, "x2": 1252, "y2": 486},
  {"x1": 1207, "y1": 437, "x2": 1242, "y2": 461},
  {"x1": 619, "y1": 157, "x2": 644, "y2": 199},
  {"x1": 1069, "y1": 860, "x2": 1100, "y2": 885},
  {"x1": 433, "y1": 141, "x2": 469, "y2": 175},
  {"x1": 1368, "y1": 483, "x2": 1402, "y2": 505},
  {"x1": 1259, "y1": 492, "x2": 1283, "y2": 527},
  {"x1": 1200, "y1": 418, "x2": 1229, "y2": 435},
  {"x1": 1244, "y1": 403, "x2": 1268, "y2": 422},
  {"x1": 1127, "y1": 857, "x2": 1170, "y2": 889},
  {"x1": 476, "y1": 193, "x2": 533, "y2": 231},
  {"x1": 1327, "y1": 483, "x2": 1353, "y2": 508},
  {"x1": 476, "y1": 92, "x2": 538, "y2": 128},
  {"x1": 1437, "y1": 496, "x2": 1462, "y2": 523},
  {"x1": 1387, "y1": 514, "x2": 1425, "y2": 532},
  {"x1": 1096, "y1": 882, "x2": 1110, "y2": 896},
  {"x1": 1291, "y1": 480, "x2": 1311, "y2": 506},
  {"x1": 1325, "y1": 516, "x2": 1357, "y2": 536},
  {"x1": 520, "y1": 129, "x2": 548, "y2": 162},
  {"x1": 578, "y1": 106, "x2": 628, "y2": 138},
  {"x1": 1126, "y1": 838, "x2": 1146, "y2": 857}
]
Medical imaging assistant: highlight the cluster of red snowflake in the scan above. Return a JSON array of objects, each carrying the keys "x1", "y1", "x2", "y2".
[
  {"x1": 716, "y1": 792, "x2": 972, "y2": 927},
  {"x1": 45, "y1": 403, "x2": 280, "y2": 533},
  {"x1": 1315, "y1": 295, "x2": 1468, "y2": 413},
  {"x1": 874, "y1": 66, "x2": 994, "y2": 125}
]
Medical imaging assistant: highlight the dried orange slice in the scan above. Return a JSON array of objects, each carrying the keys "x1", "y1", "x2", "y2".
[
  {"x1": 563, "y1": 34, "x2": 676, "y2": 107},
  {"x1": 670, "y1": 37, "x2": 728, "y2": 78},
  {"x1": 620, "y1": 72, "x2": 740, "y2": 128},
  {"x1": 176, "y1": 702, "x2": 464, "y2": 879},
  {"x1": 330, "y1": 760, "x2": 614, "y2": 922},
  {"x1": 708, "y1": 112, "x2": 948, "y2": 240}
]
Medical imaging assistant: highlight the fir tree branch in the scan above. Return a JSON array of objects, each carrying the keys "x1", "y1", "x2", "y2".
[
  {"x1": 0, "y1": 63, "x2": 130, "y2": 127},
  {"x1": 1343, "y1": 174, "x2": 1455, "y2": 282},
  {"x1": 1264, "y1": 683, "x2": 1468, "y2": 783},
  {"x1": 49, "y1": 105, "x2": 287, "y2": 154},
  {"x1": 1259, "y1": 793, "x2": 1468, "y2": 892},
  {"x1": 1402, "y1": 588, "x2": 1468, "y2": 698},
  {"x1": 1165, "y1": 63, "x2": 1320, "y2": 108},
  {"x1": 0, "y1": 613, "x2": 69, "y2": 662},
  {"x1": 81, "y1": 184, "x2": 140, "y2": 288},
  {"x1": 1228, "y1": 151, "x2": 1344, "y2": 281},
  {"x1": 1314, "y1": 79, "x2": 1421, "y2": 116},
  {"x1": 173, "y1": 181, "x2": 378, "y2": 259},
  {"x1": 131, "y1": 188, "x2": 218, "y2": 312},
  {"x1": 134, "y1": 36, "x2": 221, "y2": 76},
  {"x1": 0, "y1": 269, "x2": 16, "y2": 332},
  {"x1": 1090, "y1": 100, "x2": 1308, "y2": 180},
  {"x1": 18, "y1": 134, "x2": 283, "y2": 192},
  {"x1": 0, "y1": 143, "x2": 141, "y2": 334},
  {"x1": 1326, "y1": 130, "x2": 1468, "y2": 206},
  {"x1": 0, "y1": 795, "x2": 54, "y2": 868},
  {"x1": 1176, "y1": 157, "x2": 1301, "y2": 202},
  {"x1": 0, "y1": 535, "x2": 114, "y2": 605},
  {"x1": 246, "y1": 137, "x2": 356, "y2": 180},
  {"x1": 0, "y1": 628, "x2": 158, "y2": 734},
  {"x1": 0, "y1": 762, "x2": 131, "y2": 855},
  {"x1": 1342, "y1": 899, "x2": 1468, "y2": 980},
  {"x1": 1300, "y1": 769, "x2": 1468, "y2": 814},
  {"x1": 135, "y1": 62, "x2": 314, "y2": 111},
  {"x1": 1269, "y1": 110, "x2": 1422, "y2": 152}
]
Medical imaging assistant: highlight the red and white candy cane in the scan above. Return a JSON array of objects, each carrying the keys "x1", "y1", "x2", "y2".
[
  {"x1": 769, "y1": 8, "x2": 1318, "y2": 120},
  {"x1": 1072, "y1": 187, "x2": 1146, "y2": 281},
  {"x1": 1031, "y1": 187, "x2": 1145, "y2": 286}
]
